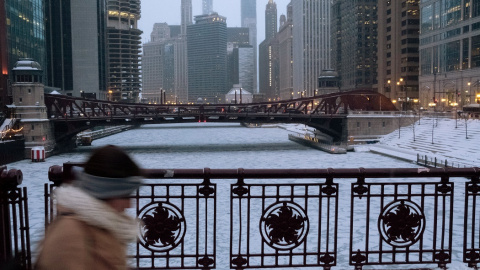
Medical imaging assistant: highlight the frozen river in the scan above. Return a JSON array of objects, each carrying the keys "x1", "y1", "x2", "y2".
[{"x1": 8, "y1": 123, "x2": 470, "y2": 269}]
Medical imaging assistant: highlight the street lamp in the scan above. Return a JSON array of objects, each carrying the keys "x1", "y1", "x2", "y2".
[
  {"x1": 451, "y1": 102, "x2": 458, "y2": 128},
  {"x1": 397, "y1": 78, "x2": 406, "y2": 110}
]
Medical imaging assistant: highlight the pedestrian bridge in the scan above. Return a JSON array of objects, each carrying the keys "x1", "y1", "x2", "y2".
[{"x1": 40, "y1": 90, "x2": 397, "y2": 144}]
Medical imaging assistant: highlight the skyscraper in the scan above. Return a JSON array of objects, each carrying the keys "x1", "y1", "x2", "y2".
[
  {"x1": 379, "y1": 0, "x2": 419, "y2": 110},
  {"x1": 418, "y1": 0, "x2": 476, "y2": 108},
  {"x1": 241, "y1": 0, "x2": 257, "y2": 93},
  {"x1": 3, "y1": 0, "x2": 46, "y2": 107},
  {"x1": 45, "y1": 0, "x2": 107, "y2": 99},
  {"x1": 106, "y1": 0, "x2": 142, "y2": 102},
  {"x1": 277, "y1": 3, "x2": 294, "y2": 100},
  {"x1": 175, "y1": 0, "x2": 192, "y2": 103},
  {"x1": 202, "y1": 0, "x2": 213, "y2": 15},
  {"x1": 187, "y1": 13, "x2": 227, "y2": 103},
  {"x1": 0, "y1": 0, "x2": 9, "y2": 109},
  {"x1": 181, "y1": 0, "x2": 193, "y2": 36},
  {"x1": 292, "y1": 0, "x2": 331, "y2": 97},
  {"x1": 259, "y1": 0, "x2": 279, "y2": 100},
  {"x1": 150, "y1": 23, "x2": 171, "y2": 42},
  {"x1": 227, "y1": 27, "x2": 252, "y2": 92},
  {"x1": 332, "y1": 0, "x2": 378, "y2": 92},
  {"x1": 142, "y1": 23, "x2": 174, "y2": 104},
  {"x1": 265, "y1": 0, "x2": 277, "y2": 41}
]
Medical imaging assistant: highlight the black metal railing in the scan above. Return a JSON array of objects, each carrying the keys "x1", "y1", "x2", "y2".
[
  {"x1": 0, "y1": 165, "x2": 29, "y2": 269},
  {"x1": 4, "y1": 165, "x2": 480, "y2": 269}
]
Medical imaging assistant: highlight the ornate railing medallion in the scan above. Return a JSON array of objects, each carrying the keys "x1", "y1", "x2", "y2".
[{"x1": 138, "y1": 201, "x2": 186, "y2": 252}]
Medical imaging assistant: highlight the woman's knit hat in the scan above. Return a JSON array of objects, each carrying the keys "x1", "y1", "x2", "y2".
[{"x1": 74, "y1": 145, "x2": 142, "y2": 199}]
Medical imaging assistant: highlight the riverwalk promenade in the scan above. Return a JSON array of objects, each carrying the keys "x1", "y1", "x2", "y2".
[{"x1": 360, "y1": 116, "x2": 480, "y2": 167}]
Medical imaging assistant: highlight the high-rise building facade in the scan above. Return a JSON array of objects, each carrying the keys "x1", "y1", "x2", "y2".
[
  {"x1": 202, "y1": 0, "x2": 213, "y2": 15},
  {"x1": 0, "y1": 0, "x2": 9, "y2": 109},
  {"x1": 142, "y1": 23, "x2": 174, "y2": 104},
  {"x1": 181, "y1": 0, "x2": 192, "y2": 36},
  {"x1": 3, "y1": 0, "x2": 46, "y2": 107},
  {"x1": 187, "y1": 13, "x2": 227, "y2": 103},
  {"x1": 227, "y1": 27, "x2": 252, "y2": 92},
  {"x1": 259, "y1": 0, "x2": 279, "y2": 100},
  {"x1": 238, "y1": 46, "x2": 255, "y2": 93},
  {"x1": 377, "y1": 0, "x2": 419, "y2": 110},
  {"x1": 45, "y1": 0, "x2": 108, "y2": 99},
  {"x1": 241, "y1": 0, "x2": 257, "y2": 93},
  {"x1": 174, "y1": 0, "x2": 192, "y2": 103},
  {"x1": 292, "y1": 0, "x2": 331, "y2": 97},
  {"x1": 265, "y1": 0, "x2": 277, "y2": 41},
  {"x1": 332, "y1": 0, "x2": 378, "y2": 92},
  {"x1": 106, "y1": 0, "x2": 142, "y2": 102},
  {"x1": 259, "y1": 39, "x2": 279, "y2": 100},
  {"x1": 150, "y1": 23, "x2": 171, "y2": 42},
  {"x1": 277, "y1": 3, "x2": 294, "y2": 100},
  {"x1": 419, "y1": 0, "x2": 480, "y2": 109},
  {"x1": 227, "y1": 27, "x2": 250, "y2": 46}
]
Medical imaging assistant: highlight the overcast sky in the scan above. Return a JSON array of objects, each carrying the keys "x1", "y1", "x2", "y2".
[{"x1": 139, "y1": 0, "x2": 292, "y2": 45}]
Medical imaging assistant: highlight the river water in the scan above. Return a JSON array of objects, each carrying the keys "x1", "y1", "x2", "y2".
[{"x1": 8, "y1": 123, "x2": 468, "y2": 269}]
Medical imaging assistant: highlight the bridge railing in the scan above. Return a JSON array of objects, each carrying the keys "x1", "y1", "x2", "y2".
[
  {"x1": 37, "y1": 165, "x2": 480, "y2": 270},
  {"x1": 0, "y1": 166, "x2": 29, "y2": 269}
]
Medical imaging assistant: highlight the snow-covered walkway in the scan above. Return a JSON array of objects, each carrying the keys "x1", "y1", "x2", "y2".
[{"x1": 358, "y1": 116, "x2": 480, "y2": 167}]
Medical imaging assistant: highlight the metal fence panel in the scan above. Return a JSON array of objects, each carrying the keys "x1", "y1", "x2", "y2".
[
  {"x1": 230, "y1": 179, "x2": 337, "y2": 269},
  {"x1": 133, "y1": 180, "x2": 216, "y2": 269},
  {"x1": 350, "y1": 180, "x2": 453, "y2": 269}
]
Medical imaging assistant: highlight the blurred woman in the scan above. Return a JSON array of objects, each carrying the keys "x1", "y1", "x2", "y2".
[{"x1": 35, "y1": 145, "x2": 143, "y2": 270}]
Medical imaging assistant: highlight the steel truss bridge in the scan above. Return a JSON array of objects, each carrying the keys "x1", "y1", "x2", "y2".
[{"x1": 43, "y1": 90, "x2": 397, "y2": 143}]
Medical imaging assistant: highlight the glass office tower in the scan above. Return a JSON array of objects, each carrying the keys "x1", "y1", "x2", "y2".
[{"x1": 419, "y1": 0, "x2": 480, "y2": 108}]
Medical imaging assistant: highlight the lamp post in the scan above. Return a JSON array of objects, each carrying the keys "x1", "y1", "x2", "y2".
[
  {"x1": 397, "y1": 78, "x2": 405, "y2": 110},
  {"x1": 429, "y1": 102, "x2": 437, "y2": 144},
  {"x1": 240, "y1": 88, "x2": 243, "y2": 104},
  {"x1": 468, "y1": 81, "x2": 472, "y2": 104},
  {"x1": 451, "y1": 102, "x2": 458, "y2": 128}
]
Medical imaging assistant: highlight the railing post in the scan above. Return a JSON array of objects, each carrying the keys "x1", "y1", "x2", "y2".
[
  {"x1": 0, "y1": 166, "x2": 23, "y2": 266},
  {"x1": 0, "y1": 166, "x2": 12, "y2": 265}
]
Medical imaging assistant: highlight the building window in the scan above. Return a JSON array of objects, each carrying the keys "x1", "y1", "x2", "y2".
[
  {"x1": 31, "y1": 124, "x2": 34, "y2": 130},
  {"x1": 28, "y1": 89, "x2": 31, "y2": 94},
  {"x1": 368, "y1": 122, "x2": 371, "y2": 128},
  {"x1": 357, "y1": 122, "x2": 360, "y2": 128},
  {"x1": 19, "y1": 98, "x2": 22, "y2": 103},
  {"x1": 383, "y1": 122, "x2": 386, "y2": 127}
]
